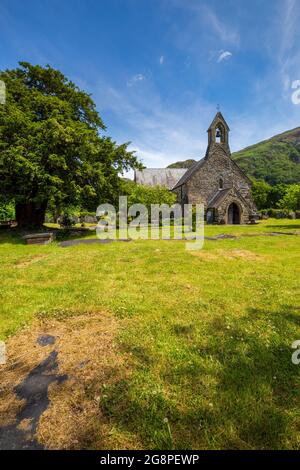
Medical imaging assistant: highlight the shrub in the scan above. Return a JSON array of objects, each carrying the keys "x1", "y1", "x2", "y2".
[
  {"x1": 58, "y1": 214, "x2": 76, "y2": 228},
  {"x1": 0, "y1": 201, "x2": 15, "y2": 221},
  {"x1": 265, "y1": 208, "x2": 288, "y2": 218}
]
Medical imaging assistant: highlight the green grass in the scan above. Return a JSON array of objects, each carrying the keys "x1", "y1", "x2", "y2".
[{"x1": 0, "y1": 218, "x2": 300, "y2": 449}]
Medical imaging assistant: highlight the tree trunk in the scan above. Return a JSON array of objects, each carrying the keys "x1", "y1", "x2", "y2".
[{"x1": 15, "y1": 201, "x2": 47, "y2": 229}]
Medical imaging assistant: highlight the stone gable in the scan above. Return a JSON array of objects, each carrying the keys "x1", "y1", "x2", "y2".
[{"x1": 172, "y1": 113, "x2": 256, "y2": 224}]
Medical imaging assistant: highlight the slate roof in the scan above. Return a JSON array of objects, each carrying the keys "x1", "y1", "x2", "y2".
[
  {"x1": 208, "y1": 186, "x2": 253, "y2": 210},
  {"x1": 208, "y1": 188, "x2": 231, "y2": 208},
  {"x1": 134, "y1": 168, "x2": 187, "y2": 190},
  {"x1": 172, "y1": 158, "x2": 206, "y2": 189}
]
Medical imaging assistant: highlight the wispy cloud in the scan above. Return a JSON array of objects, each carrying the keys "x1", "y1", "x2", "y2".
[
  {"x1": 163, "y1": 1, "x2": 239, "y2": 71},
  {"x1": 276, "y1": 0, "x2": 300, "y2": 95},
  {"x1": 95, "y1": 77, "x2": 214, "y2": 170},
  {"x1": 202, "y1": 5, "x2": 239, "y2": 45},
  {"x1": 168, "y1": 0, "x2": 239, "y2": 45},
  {"x1": 217, "y1": 50, "x2": 232, "y2": 63},
  {"x1": 159, "y1": 55, "x2": 164, "y2": 65},
  {"x1": 127, "y1": 73, "x2": 146, "y2": 87}
]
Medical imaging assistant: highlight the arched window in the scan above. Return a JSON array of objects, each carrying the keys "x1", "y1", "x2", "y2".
[
  {"x1": 219, "y1": 178, "x2": 224, "y2": 189},
  {"x1": 215, "y1": 123, "x2": 225, "y2": 143}
]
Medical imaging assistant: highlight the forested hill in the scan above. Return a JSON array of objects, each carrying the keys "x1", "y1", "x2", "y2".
[
  {"x1": 167, "y1": 159, "x2": 196, "y2": 169},
  {"x1": 167, "y1": 127, "x2": 300, "y2": 185},
  {"x1": 231, "y1": 127, "x2": 300, "y2": 184}
]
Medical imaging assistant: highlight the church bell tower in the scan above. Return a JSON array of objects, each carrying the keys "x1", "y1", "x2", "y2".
[{"x1": 206, "y1": 111, "x2": 230, "y2": 157}]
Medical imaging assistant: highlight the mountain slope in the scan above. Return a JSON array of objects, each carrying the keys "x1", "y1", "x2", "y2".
[
  {"x1": 167, "y1": 159, "x2": 196, "y2": 169},
  {"x1": 231, "y1": 127, "x2": 300, "y2": 184}
]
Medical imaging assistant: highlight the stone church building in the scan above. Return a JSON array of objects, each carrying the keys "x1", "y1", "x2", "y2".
[{"x1": 135, "y1": 112, "x2": 256, "y2": 224}]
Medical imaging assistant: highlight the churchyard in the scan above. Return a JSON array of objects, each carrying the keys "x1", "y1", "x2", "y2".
[{"x1": 0, "y1": 218, "x2": 299, "y2": 449}]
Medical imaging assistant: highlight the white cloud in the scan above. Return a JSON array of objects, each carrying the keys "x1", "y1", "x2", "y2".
[
  {"x1": 203, "y1": 6, "x2": 239, "y2": 45},
  {"x1": 159, "y1": 55, "x2": 164, "y2": 65},
  {"x1": 217, "y1": 50, "x2": 232, "y2": 63},
  {"x1": 127, "y1": 73, "x2": 146, "y2": 87}
]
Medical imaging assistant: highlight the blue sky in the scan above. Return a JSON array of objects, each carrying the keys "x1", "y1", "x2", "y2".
[{"x1": 1, "y1": 0, "x2": 300, "y2": 175}]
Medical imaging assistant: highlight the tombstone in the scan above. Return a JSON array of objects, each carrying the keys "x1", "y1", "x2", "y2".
[
  {"x1": 23, "y1": 232, "x2": 54, "y2": 245},
  {"x1": 206, "y1": 209, "x2": 214, "y2": 224},
  {"x1": 83, "y1": 215, "x2": 97, "y2": 224},
  {"x1": 0, "y1": 341, "x2": 6, "y2": 365}
]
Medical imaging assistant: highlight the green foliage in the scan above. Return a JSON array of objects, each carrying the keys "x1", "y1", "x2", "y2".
[
  {"x1": 127, "y1": 184, "x2": 177, "y2": 210},
  {"x1": 0, "y1": 197, "x2": 15, "y2": 220},
  {"x1": 251, "y1": 180, "x2": 291, "y2": 210},
  {"x1": 232, "y1": 129, "x2": 300, "y2": 185},
  {"x1": 0, "y1": 62, "x2": 141, "y2": 226},
  {"x1": 267, "y1": 183, "x2": 288, "y2": 208},
  {"x1": 259, "y1": 208, "x2": 291, "y2": 218},
  {"x1": 58, "y1": 213, "x2": 76, "y2": 228},
  {"x1": 277, "y1": 184, "x2": 300, "y2": 211},
  {"x1": 251, "y1": 180, "x2": 272, "y2": 210}
]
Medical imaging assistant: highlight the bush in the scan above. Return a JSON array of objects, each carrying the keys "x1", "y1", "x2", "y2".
[
  {"x1": 266, "y1": 208, "x2": 289, "y2": 218},
  {"x1": 0, "y1": 201, "x2": 15, "y2": 221},
  {"x1": 58, "y1": 214, "x2": 76, "y2": 228},
  {"x1": 257, "y1": 210, "x2": 269, "y2": 219}
]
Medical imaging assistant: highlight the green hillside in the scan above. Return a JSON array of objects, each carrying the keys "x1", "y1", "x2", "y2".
[
  {"x1": 232, "y1": 127, "x2": 300, "y2": 184},
  {"x1": 167, "y1": 159, "x2": 196, "y2": 169}
]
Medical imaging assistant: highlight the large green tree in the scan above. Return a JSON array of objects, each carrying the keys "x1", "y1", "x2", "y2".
[{"x1": 0, "y1": 62, "x2": 141, "y2": 228}]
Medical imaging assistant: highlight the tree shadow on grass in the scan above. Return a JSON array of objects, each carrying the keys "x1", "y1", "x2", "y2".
[
  {"x1": 265, "y1": 224, "x2": 300, "y2": 231},
  {"x1": 0, "y1": 227, "x2": 98, "y2": 245},
  {"x1": 0, "y1": 229, "x2": 25, "y2": 245},
  {"x1": 186, "y1": 306, "x2": 300, "y2": 449},
  {"x1": 97, "y1": 306, "x2": 300, "y2": 449}
]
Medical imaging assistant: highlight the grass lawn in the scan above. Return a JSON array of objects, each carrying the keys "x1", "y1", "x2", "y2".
[{"x1": 0, "y1": 218, "x2": 300, "y2": 449}]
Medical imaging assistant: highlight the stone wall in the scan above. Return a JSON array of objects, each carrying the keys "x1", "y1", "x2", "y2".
[{"x1": 185, "y1": 146, "x2": 252, "y2": 208}]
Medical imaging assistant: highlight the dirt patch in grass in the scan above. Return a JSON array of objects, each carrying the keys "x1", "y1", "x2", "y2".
[
  {"x1": 220, "y1": 249, "x2": 262, "y2": 260},
  {"x1": 191, "y1": 249, "x2": 262, "y2": 261},
  {"x1": 0, "y1": 312, "x2": 130, "y2": 449},
  {"x1": 15, "y1": 254, "x2": 49, "y2": 268}
]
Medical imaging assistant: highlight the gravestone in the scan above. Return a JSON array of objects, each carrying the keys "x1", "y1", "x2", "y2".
[
  {"x1": 0, "y1": 341, "x2": 6, "y2": 365},
  {"x1": 23, "y1": 233, "x2": 54, "y2": 245}
]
